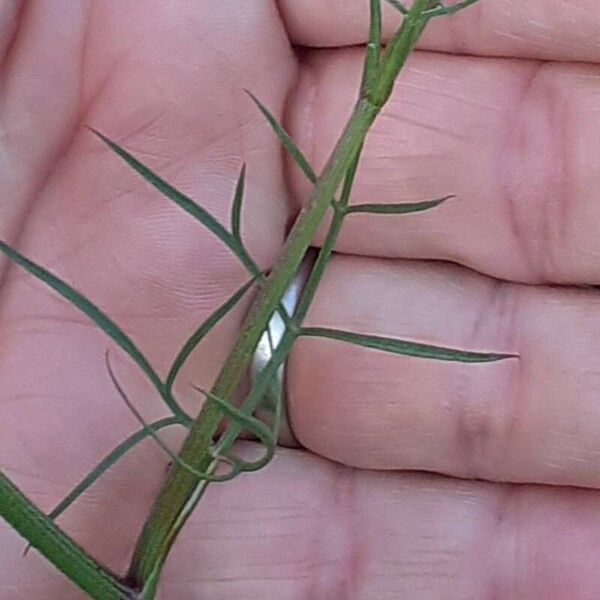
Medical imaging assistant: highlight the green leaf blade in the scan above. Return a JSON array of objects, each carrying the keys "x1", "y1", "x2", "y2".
[
  {"x1": 47, "y1": 417, "x2": 182, "y2": 523},
  {"x1": 165, "y1": 276, "x2": 258, "y2": 394},
  {"x1": 230, "y1": 164, "x2": 246, "y2": 245},
  {"x1": 0, "y1": 241, "x2": 188, "y2": 422},
  {"x1": 89, "y1": 129, "x2": 255, "y2": 267},
  {"x1": 384, "y1": 0, "x2": 408, "y2": 14},
  {"x1": 347, "y1": 194, "x2": 453, "y2": 215},
  {"x1": 300, "y1": 326, "x2": 518, "y2": 363},
  {"x1": 245, "y1": 91, "x2": 317, "y2": 184}
]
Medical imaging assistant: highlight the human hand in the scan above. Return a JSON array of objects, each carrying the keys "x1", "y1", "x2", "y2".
[{"x1": 2, "y1": 1, "x2": 600, "y2": 597}]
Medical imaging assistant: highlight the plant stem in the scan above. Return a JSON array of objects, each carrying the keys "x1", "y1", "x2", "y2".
[
  {"x1": 0, "y1": 472, "x2": 131, "y2": 599},
  {"x1": 127, "y1": 97, "x2": 377, "y2": 595},
  {"x1": 128, "y1": 2, "x2": 436, "y2": 595},
  {"x1": 207, "y1": 144, "x2": 364, "y2": 477}
]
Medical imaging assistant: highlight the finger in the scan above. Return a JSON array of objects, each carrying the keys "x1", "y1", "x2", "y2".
[
  {"x1": 4, "y1": 444, "x2": 600, "y2": 598},
  {"x1": 0, "y1": 0, "x2": 88, "y2": 262},
  {"x1": 288, "y1": 255, "x2": 600, "y2": 489},
  {"x1": 287, "y1": 49, "x2": 600, "y2": 284},
  {"x1": 279, "y1": 0, "x2": 600, "y2": 63}
]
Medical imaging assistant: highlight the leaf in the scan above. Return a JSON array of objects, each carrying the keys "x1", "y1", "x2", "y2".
[
  {"x1": 346, "y1": 194, "x2": 453, "y2": 215},
  {"x1": 89, "y1": 128, "x2": 257, "y2": 274},
  {"x1": 300, "y1": 327, "x2": 518, "y2": 363},
  {"x1": 47, "y1": 416, "x2": 182, "y2": 523},
  {"x1": 0, "y1": 472, "x2": 129, "y2": 599},
  {"x1": 384, "y1": 0, "x2": 408, "y2": 14},
  {"x1": 361, "y1": 0, "x2": 383, "y2": 96},
  {"x1": 105, "y1": 352, "x2": 240, "y2": 483},
  {"x1": 0, "y1": 240, "x2": 189, "y2": 423},
  {"x1": 245, "y1": 91, "x2": 317, "y2": 184},
  {"x1": 230, "y1": 164, "x2": 246, "y2": 246},
  {"x1": 92, "y1": 128, "x2": 288, "y2": 389},
  {"x1": 193, "y1": 386, "x2": 276, "y2": 473},
  {"x1": 165, "y1": 276, "x2": 258, "y2": 394},
  {"x1": 426, "y1": 0, "x2": 481, "y2": 17}
]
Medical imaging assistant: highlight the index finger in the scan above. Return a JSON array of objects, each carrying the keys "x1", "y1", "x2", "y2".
[{"x1": 279, "y1": 0, "x2": 600, "y2": 63}]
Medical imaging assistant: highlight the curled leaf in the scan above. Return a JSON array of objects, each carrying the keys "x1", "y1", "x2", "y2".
[
  {"x1": 194, "y1": 386, "x2": 277, "y2": 474},
  {"x1": 105, "y1": 352, "x2": 237, "y2": 483}
]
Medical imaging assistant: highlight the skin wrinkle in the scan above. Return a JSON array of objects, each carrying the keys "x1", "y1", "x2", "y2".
[
  {"x1": 498, "y1": 61, "x2": 543, "y2": 282},
  {"x1": 500, "y1": 62, "x2": 600, "y2": 284},
  {"x1": 453, "y1": 279, "x2": 521, "y2": 480},
  {"x1": 402, "y1": 72, "x2": 496, "y2": 111},
  {"x1": 380, "y1": 109, "x2": 470, "y2": 142},
  {"x1": 543, "y1": 69, "x2": 571, "y2": 283},
  {"x1": 488, "y1": 484, "x2": 521, "y2": 599},
  {"x1": 313, "y1": 463, "x2": 363, "y2": 600}
]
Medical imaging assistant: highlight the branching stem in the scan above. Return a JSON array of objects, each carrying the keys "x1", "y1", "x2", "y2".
[{"x1": 127, "y1": 1, "x2": 439, "y2": 595}]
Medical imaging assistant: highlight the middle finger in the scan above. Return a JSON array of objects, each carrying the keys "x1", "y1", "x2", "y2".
[{"x1": 288, "y1": 255, "x2": 600, "y2": 489}]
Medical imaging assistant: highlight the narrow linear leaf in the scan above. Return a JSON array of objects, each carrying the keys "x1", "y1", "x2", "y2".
[
  {"x1": 245, "y1": 91, "x2": 317, "y2": 184},
  {"x1": 227, "y1": 164, "x2": 259, "y2": 273},
  {"x1": 166, "y1": 276, "x2": 258, "y2": 394},
  {"x1": 300, "y1": 327, "x2": 518, "y2": 363},
  {"x1": 0, "y1": 240, "x2": 188, "y2": 422},
  {"x1": 346, "y1": 194, "x2": 453, "y2": 215},
  {"x1": 106, "y1": 353, "x2": 242, "y2": 483},
  {"x1": 90, "y1": 130, "x2": 296, "y2": 366},
  {"x1": 47, "y1": 416, "x2": 182, "y2": 523},
  {"x1": 89, "y1": 129, "x2": 256, "y2": 272},
  {"x1": 0, "y1": 472, "x2": 129, "y2": 599},
  {"x1": 230, "y1": 163, "x2": 246, "y2": 245},
  {"x1": 426, "y1": 0, "x2": 481, "y2": 17},
  {"x1": 384, "y1": 0, "x2": 408, "y2": 14},
  {"x1": 361, "y1": 0, "x2": 383, "y2": 96}
]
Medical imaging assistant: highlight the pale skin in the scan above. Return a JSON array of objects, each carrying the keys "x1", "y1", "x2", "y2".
[{"x1": 1, "y1": 0, "x2": 600, "y2": 597}]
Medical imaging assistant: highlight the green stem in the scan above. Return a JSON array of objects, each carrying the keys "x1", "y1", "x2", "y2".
[
  {"x1": 0, "y1": 472, "x2": 130, "y2": 599},
  {"x1": 127, "y1": 97, "x2": 377, "y2": 596},
  {"x1": 210, "y1": 144, "x2": 364, "y2": 472},
  {"x1": 127, "y1": 3, "x2": 436, "y2": 595}
]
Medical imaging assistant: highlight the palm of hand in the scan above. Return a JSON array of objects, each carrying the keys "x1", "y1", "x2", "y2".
[{"x1": 2, "y1": 2, "x2": 600, "y2": 598}]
